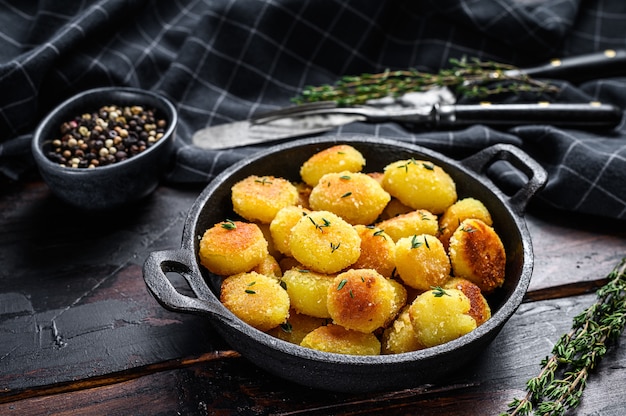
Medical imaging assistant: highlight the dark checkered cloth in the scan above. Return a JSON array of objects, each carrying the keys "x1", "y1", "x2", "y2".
[{"x1": 1, "y1": 0, "x2": 625, "y2": 219}]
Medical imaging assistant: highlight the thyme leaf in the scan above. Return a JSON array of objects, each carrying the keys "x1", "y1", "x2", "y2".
[
  {"x1": 292, "y1": 57, "x2": 559, "y2": 106},
  {"x1": 502, "y1": 258, "x2": 626, "y2": 416}
]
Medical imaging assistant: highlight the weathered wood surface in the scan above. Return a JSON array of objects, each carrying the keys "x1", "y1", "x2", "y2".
[{"x1": 1, "y1": 180, "x2": 626, "y2": 415}]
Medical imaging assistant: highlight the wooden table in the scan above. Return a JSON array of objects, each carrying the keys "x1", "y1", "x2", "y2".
[{"x1": 1, "y1": 178, "x2": 626, "y2": 415}]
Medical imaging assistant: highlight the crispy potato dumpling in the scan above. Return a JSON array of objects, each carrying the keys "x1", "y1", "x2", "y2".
[
  {"x1": 267, "y1": 311, "x2": 328, "y2": 345},
  {"x1": 289, "y1": 211, "x2": 361, "y2": 274},
  {"x1": 351, "y1": 225, "x2": 396, "y2": 277},
  {"x1": 444, "y1": 277, "x2": 491, "y2": 326},
  {"x1": 270, "y1": 206, "x2": 311, "y2": 257},
  {"x1": 448, "y1": 218, "x2": 506, "y2": 294},
  {"x1": 377, "y1": 209, "x2": 438, "y2": 242},
  {"x1": 439, "y1": 198, "x2": 493, "y2": 249},
  {"x1": 309, "y1": 171, "x2": 391, "y2": 225},
  {"x1": 382, "y1": 159, "x2": 457, "y2": 214},
  {"x1": 300, "y1": 324, "x2": 381, "y2": 355},
  {"x1": 199, "y1": 221, "x2": 268, "y2": 276},
  {"x1": 207, "y1": 144, "x2": 507, "y2": 354},
  {"x1": 294, "y1": 182, "x2": 312, "y2": 209},
  {"x1": 386, "y1": 278, "x2": 408, "y2": 326},
  {"x1": 220, "y1": 272, "x2": 290, "y2": 332},
  {"x1": 327, "y1": 269, "x2": 396, "y2": 333},
  {"x1": 408, "y1": 288, "x2": 477, "y2": 348},
  {"x1": 382, "y1": 306, "x2": 425, "y2": 354},
  {"x1": 394, "y1": 234, "x2": 450, "y2": 291},
  {"x1": 379, "y1": 198, "x2": 413, "y2": 220},
  {"x1": 252, "y1": 254, "x2": 282, "y2": 278},
  {"x1": 281, "y1": 268, "x2": 334, "y2": 318},
  {"x1": 231, "y1": 175, "x2": 299, "y2": 223},
  {"x1": 300, "y1": 144, "x2": 366, "y2": 187}
]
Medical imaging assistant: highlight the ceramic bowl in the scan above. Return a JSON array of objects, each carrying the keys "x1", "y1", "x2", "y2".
[
  {"x1": 31, "y1": 87, "x2": 177, "y2": 210},
  {"x1": 143, "y1": 136, "x2": 547, "y2": 393}
]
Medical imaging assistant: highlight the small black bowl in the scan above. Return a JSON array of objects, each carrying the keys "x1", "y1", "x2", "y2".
[{"x1": 31, "y1": 87, "x2": 177, "y2": 210}]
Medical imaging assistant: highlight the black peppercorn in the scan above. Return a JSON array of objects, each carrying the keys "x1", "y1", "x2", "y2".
[{"x1": 46, "y1": 104, "x2": 167, "y2": 168}]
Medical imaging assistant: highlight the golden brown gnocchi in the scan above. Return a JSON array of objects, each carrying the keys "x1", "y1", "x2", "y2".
[
  {"x1": 309, "y1": 171, "x2": 390, "y2": 225},
  {"x1": 377, "y1": 209, "x2": 438, "y2": 242},
  {"x1": 289, "y1": 210, "x2": 361, "y2": 274},
  {"x1": 281, "y1": 268, "x2": 334, "y2": 318},
  {"x1": 382, "y1": 159, "x2": 457, "y2": 214},
  {"x1": 448, "y1": 218, "x2": 506, "y2": 294},
  {"x1": 231, "y1": 175, "x2": 299, "y2": 223},
  {"x1": 300, "y1": 144, "x2": 366, "y2": 187},
  {"x1": 199, "y1": 220, "x2": 268, "y2": 276},
  {"x1": 408, "y1": 287, "x2": 477, "y2": 348},
  {"x1": 300, "y1": 323, "x2": 381, "y2": 355},
  {"x1": 199, "y1": 144, "x2": 507, "y2": 355},
  {"x1": 326, "y1": 269, "x2": 397, "y2": 333},
  {"x1": 220, "y1": 272, "x2": 290, "y2": 332},
  {"x1": 394, "y1": 234, "x2": 451, "y2": 291}
]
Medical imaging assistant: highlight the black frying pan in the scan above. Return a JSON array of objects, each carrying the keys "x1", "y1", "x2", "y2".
[{"x1": 143, "y1": 136, "x2": 547, "y2": 393}]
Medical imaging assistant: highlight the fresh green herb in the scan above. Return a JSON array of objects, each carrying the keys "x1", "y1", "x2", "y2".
[
  {"x1": 337, "y1": 279, "x2": 348, "y2": 290},
  {"x1": 292, "y1": 57, "x2": 559, "y2": 106},
  {"x1": 422, "y1": 162, "x2": 434, "y2": 171},
  {"x1": 280, "y1": 322, "x2": 293, "y2": 333},
  {"x1": 373, "y1": 229, "x2": 385, "y2": 237},
  {"x1": 309, "y1": 216, "x2": 331, "y2": 232},
  {"x1": 341, "y1": 192, "x2": 352, "y2": 198},
  {"x1": 330, "y1": 242, "x2": 341, "y2": 253},
  {"x1": 398, "y1": 159, "x2": 417, "y2": 173},
  {"x1": 461, "y1": 225, "x2": 476, "y2": 233},
  {"x1": 254, "y1": 177, "x2": 273, "y2": 185},
  {"x1": 431, "y1": 286, "x2": 450, "y2": 297},
  {"x1": 502, "y1": 258, "x2": 626, "y2": 416},
  {"x1": 221, "y1": 220, "x2": 237, "y2": 230},
  {"x1": 340, "y1": 175, "x2": 351, "y2": 180},
  {"x1": 349, "y1": 289, "x2": 355, "y2": 298},
  {"x1": 244, "y1": 281, "x2": 256, "y2": 294},
  {"x1": 411, "y1": 235, "x2": 423, "y2": 249}
]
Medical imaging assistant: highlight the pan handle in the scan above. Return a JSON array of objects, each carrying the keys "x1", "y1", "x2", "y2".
[
  {"x1": 143, "y1": 248, "x2": 235, "y2": 323},
  {"x1": 460, "y1": 144, "x2": 547, "y2": 216}
]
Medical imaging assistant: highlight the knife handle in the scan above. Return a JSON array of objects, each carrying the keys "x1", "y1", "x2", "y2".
[
  {"x1": 437, "y1": 102, "x2": 623, "y2": 130},
  {"x1": 507, "y1": 49, "x2": 626, "y2": 83}
]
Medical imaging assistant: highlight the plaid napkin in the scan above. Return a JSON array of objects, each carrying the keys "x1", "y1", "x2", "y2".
[{"x1": 1, "y1": 0, "x2": 625, "y2": 219}]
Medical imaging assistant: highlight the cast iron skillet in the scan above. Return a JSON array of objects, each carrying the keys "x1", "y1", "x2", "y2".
[{"x1": 143, "y1": 136, "x2": 547, "y2": 393}]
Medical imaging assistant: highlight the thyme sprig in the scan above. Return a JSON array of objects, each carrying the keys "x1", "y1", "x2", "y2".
[
  {"x1": 293, "y1": 57, "x2": 559, "y2": 106},
  {"x1": 503, "y1": 257, "x2": 626, "y2": 416}
]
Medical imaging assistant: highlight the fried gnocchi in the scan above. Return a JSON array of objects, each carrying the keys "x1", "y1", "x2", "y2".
[
  {"x1": 377, "y1": 209, "x2": 438, "y2": 242},
  {"x1": 267, "y1": 310, "x2": 328, "y2": 345},
  {"x1": 300, "y1": 324, "x2": 381, "y2": 355},
  {"x1": 199, "y1": 144, "x2": 509, "y2": 355},
  {"x1": 382, "y1": 159, "x2": 457, "y2": 214},
  {"x1": 309, "y1": 171, "x2": 391, "y2": 225},
  {"x1": 220, "y1": 272, "x2": 290, "y2": 332},
  {"x1": 289, "y1": 210, "x2": 361, "y2": 274},
  {"x1": 281, "y1": 268, "x2": 334, "y2": 318},
  {"x1": 199, "y1": 220, "x2": 268, "y2": 276},
  {"x1": 351, "y1": 225, "x2": 396, "y2": 277},
  {"x1": 394, "y1": 234, "x2": 450, "y2": 291},
  {"x1": 444, "y1": 277, "x2": 491, "y2": 326},
  {"x1": 381, "y1": 306, "x2": 425, "y2": 354},
  {"x1": 327, "y1": 269, "x2": 397, "y2": 333},
  {"x1": 300, "y1": 144, "x2": 366, "y2": 187},
  {"x1": 439, "y1": 198, "x2": 493, "y2": 249},
  {"x1": 408, "y1": 287, "x2": 477, "y2": 348},
  {"x1": 231, "y1": 175, "x2": 299, "y2": 223},
  {"x1": 270, "y1": 205, "x2": 310, "y2": 257},
  {"x1": 448, "y1": 218, "x2": 506, "y2": 294}
]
